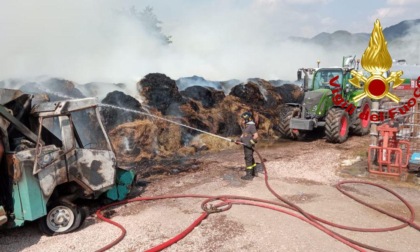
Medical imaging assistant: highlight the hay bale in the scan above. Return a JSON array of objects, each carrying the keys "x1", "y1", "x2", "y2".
[
  {"x1": 108, "y1": 120, "x2": 158, "y2": 165},
  {"x1": 190, "y1": 134, "x2": 238, "y2": 153},
  {"x1": 177, "y1": 146, "x2": 196, "y2": 157},
  {"x1": 101, "y1": 91, "x2": 145, "y2": 131},
  {"x1": 138, "y1": 73, "x2": 184, "y2": 115},
  {"x1": 156, "y1": 121, "x2": 182, "y2": 155}
]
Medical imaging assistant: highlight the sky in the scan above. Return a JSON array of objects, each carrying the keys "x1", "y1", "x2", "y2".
[{"x1": 0, "y1": 0, "x2": 419, "y2": 86}]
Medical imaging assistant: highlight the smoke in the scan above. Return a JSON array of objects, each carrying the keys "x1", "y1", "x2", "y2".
[
  {"x1": 389, "y1": 22, "x2": 420, "y2": 79},
  {"x1": 0, "y1": 0, "x2": 419, "y2": 89},
  {"x1": 388, "y1": 23, "x2": 420, "y2": 67}
]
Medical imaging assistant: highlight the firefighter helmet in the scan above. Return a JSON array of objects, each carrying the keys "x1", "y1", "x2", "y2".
[{"x1": 241, "y1": 111, "x2": 253, "y2": 123}]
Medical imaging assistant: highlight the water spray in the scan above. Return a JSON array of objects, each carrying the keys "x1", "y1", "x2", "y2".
[
  {"x1": 31, "y1": 87, "x2": 239, "y2": 144},
  {"x1": 99, "y1": 104, "x2": 236, "y2": 143}
]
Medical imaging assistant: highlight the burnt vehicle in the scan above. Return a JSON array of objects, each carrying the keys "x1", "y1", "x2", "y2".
[{"x1": 0, "y1": 88, "x2": 135, "y2": 235}]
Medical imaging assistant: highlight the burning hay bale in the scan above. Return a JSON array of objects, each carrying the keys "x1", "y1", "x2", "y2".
[
  {"x1": 229, "y1": 79, "x2": 303, "y2": 109},
  {"x1": 227, "y1": 80, "x2": 304, "y2": 138},
  {"x1": 177, "y1": 99, "x2": 227, "y2": 136},
  {"x1": 154, "y1": 118, "x2": 183, "y2": 156},
  {"x1": 230, "y1": 80, "x2": 269, "y2": 107},
  {"x1": 76, "y1": 73, "x2": 304, "y2": 169},
  {"x1": 104, "y1": 87, "x2": 246, "y2": 167},
  {"x1": 100, "y1": 91, "x2": 147, "y2": 131},
  {"x1": 180, "y1": 86, "x2": 225, "y2": 108},
  {"x1": 274, "y1": 83, "x2": 304, "y2": 104},
  {"x1": 108, "y1": 115, "x2": 203, "y2": 166},
  {"x1": 228, "y1": 79, "x2": 286, "y2": 137},
  {"x1": 0, "y1": 73, "x2": 305, "y2": 176},
  {"x1": 215, "y1": 96, "x2": 247, "y2": 137},
  {"x1": 138, "y1": 73, "x2": 184, "y2": 115},
  {"x1": 138, "y1": 73, "x2": 237, "y2": 136},
  {"x1": 230, "y1": 79, "x2": 284, "y2": 111},
  {"x1": 108, "y1": 120, "x2": 159, "y2": 166}
]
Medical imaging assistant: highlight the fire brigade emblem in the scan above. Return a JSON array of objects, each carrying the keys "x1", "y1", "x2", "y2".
[{"x1": 349, "y1": 19, "x2": 404, "y2": 102}]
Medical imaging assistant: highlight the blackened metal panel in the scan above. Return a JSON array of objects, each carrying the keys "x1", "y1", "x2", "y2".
[
  {"x1": 13, "y1": 146, "x2": 67, "y2": 198},
  {"x1": 68, "y1": 149, "x2": 116, "y2": 194},
  {"x1": 37, "y1": 148, "x2": 68, "y2": 198}
]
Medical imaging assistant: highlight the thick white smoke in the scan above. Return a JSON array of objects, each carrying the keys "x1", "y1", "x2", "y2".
[
  {"x1": 0, "y1": 0, "x2": 418, "y2": 89},
  {"x1": 0, "y1": 1, "x2": 160, "y2": 84},
  {"x1": 389, "y1": 23, "x2": 420, "y2": 67}
]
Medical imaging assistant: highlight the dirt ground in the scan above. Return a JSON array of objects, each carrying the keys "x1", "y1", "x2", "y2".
[{"x1": 1, "y1": 134, "x2": 420, "y2": 252}]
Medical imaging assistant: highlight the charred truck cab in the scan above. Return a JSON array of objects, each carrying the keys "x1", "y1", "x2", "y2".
[
  {"x1": 0, "y1": 89, "x2": 135, "y2": 235},
  {"x1": 279, "y1": 56, "x2": 371, "y2": 143}
]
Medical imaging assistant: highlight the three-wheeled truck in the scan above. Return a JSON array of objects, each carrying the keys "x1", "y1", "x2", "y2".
[{"x1": 0, "y1": 88, "x2": 135, "y2": 235}]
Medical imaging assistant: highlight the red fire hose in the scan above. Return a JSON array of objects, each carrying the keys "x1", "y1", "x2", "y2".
[{"x1": 95, "y1": 148, "x2": 420, "y2": 252}]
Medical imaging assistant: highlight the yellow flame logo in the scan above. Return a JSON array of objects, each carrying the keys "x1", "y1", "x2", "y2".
[{"x1": 349, "y1": 19, "x2": 404, "y2": 102}]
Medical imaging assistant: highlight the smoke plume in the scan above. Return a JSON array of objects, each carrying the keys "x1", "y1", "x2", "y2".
[{"x1": 1, "y1": 0, "x2": 419, "y2": 88}]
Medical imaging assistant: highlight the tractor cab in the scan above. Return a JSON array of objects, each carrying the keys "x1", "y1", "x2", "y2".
[
  {"x1": 311, "y1": 67, "x2": 360, "y2": 100},
  {"x1": 312, "y1": 69, "x2": 343, "y2": 90}
]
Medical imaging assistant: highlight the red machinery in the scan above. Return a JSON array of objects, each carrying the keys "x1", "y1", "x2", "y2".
[{"x1": 368, "y1": 124, "x2": 410, "y2": 176}]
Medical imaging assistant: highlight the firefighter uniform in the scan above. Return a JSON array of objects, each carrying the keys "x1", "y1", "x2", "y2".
[{"x1": 239, "y1": 112, "x2": 258, "y2": 180}]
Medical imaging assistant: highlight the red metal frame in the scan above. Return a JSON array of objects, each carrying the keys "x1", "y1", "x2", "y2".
[{"x1": 368, "y1": 124, "x2": 410, "y2": 176}]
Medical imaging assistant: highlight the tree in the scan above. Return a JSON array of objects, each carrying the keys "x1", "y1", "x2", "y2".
[{"x1": 129, "y1": 6, "x2": 172, "y2": 45}]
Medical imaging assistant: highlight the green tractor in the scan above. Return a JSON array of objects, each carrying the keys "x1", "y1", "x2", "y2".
[{"x1": 279, "y1": 56, "x2": 371, "y2": 143}]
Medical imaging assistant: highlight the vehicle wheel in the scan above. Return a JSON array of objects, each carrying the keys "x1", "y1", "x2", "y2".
[
  {"x1": 279, "y1": 106, "x2": 301, "y2": 139},
  {"x1": 66, "y1": 206, "x2": 88, "y2": 233},
  {"x1": 325, "y1": 108, "x2": 350, "y2": 143},
  {"x1": 38, "y1": 202, "x2": 84, "y2": 236},
  {"x1": 352, "y1": 99, "x2": 371, "y2": 136}
]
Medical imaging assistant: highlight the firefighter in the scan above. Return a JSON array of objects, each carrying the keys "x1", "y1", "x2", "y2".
[{"x1": 237, "y1": 111, "x2": 259, "y2": 180}]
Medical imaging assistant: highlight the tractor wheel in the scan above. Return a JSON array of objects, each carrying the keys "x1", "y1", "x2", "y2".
[
  {"x1": 38, "y1": 202, "x2": 85, "y2": 236},
  {"x1": 351, "y1": 99, "x2": 371, "y2": 136},
  {"x1": 325, "y1": 108, "x2": 350, "y2": 143},
  {"x1": 279, "y1": 106, "x2": 300, "y2": 139}
]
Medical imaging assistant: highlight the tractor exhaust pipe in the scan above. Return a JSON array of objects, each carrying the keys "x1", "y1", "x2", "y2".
[
  {"x1": 303, "y1": 73, "x2": 309, "y2": 91},
  {"x1": 298, "y1": 68, "x2": 309, "y2": 91}
]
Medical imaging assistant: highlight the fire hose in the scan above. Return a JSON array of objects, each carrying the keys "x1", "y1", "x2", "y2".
[{"x1": 95, "y1": 143, "x2": 420, "y2": 252}]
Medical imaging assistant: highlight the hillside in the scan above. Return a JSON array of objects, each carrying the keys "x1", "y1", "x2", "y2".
[{"x1": 290, "y1": 19, "x2": 420, "y2": 64}]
